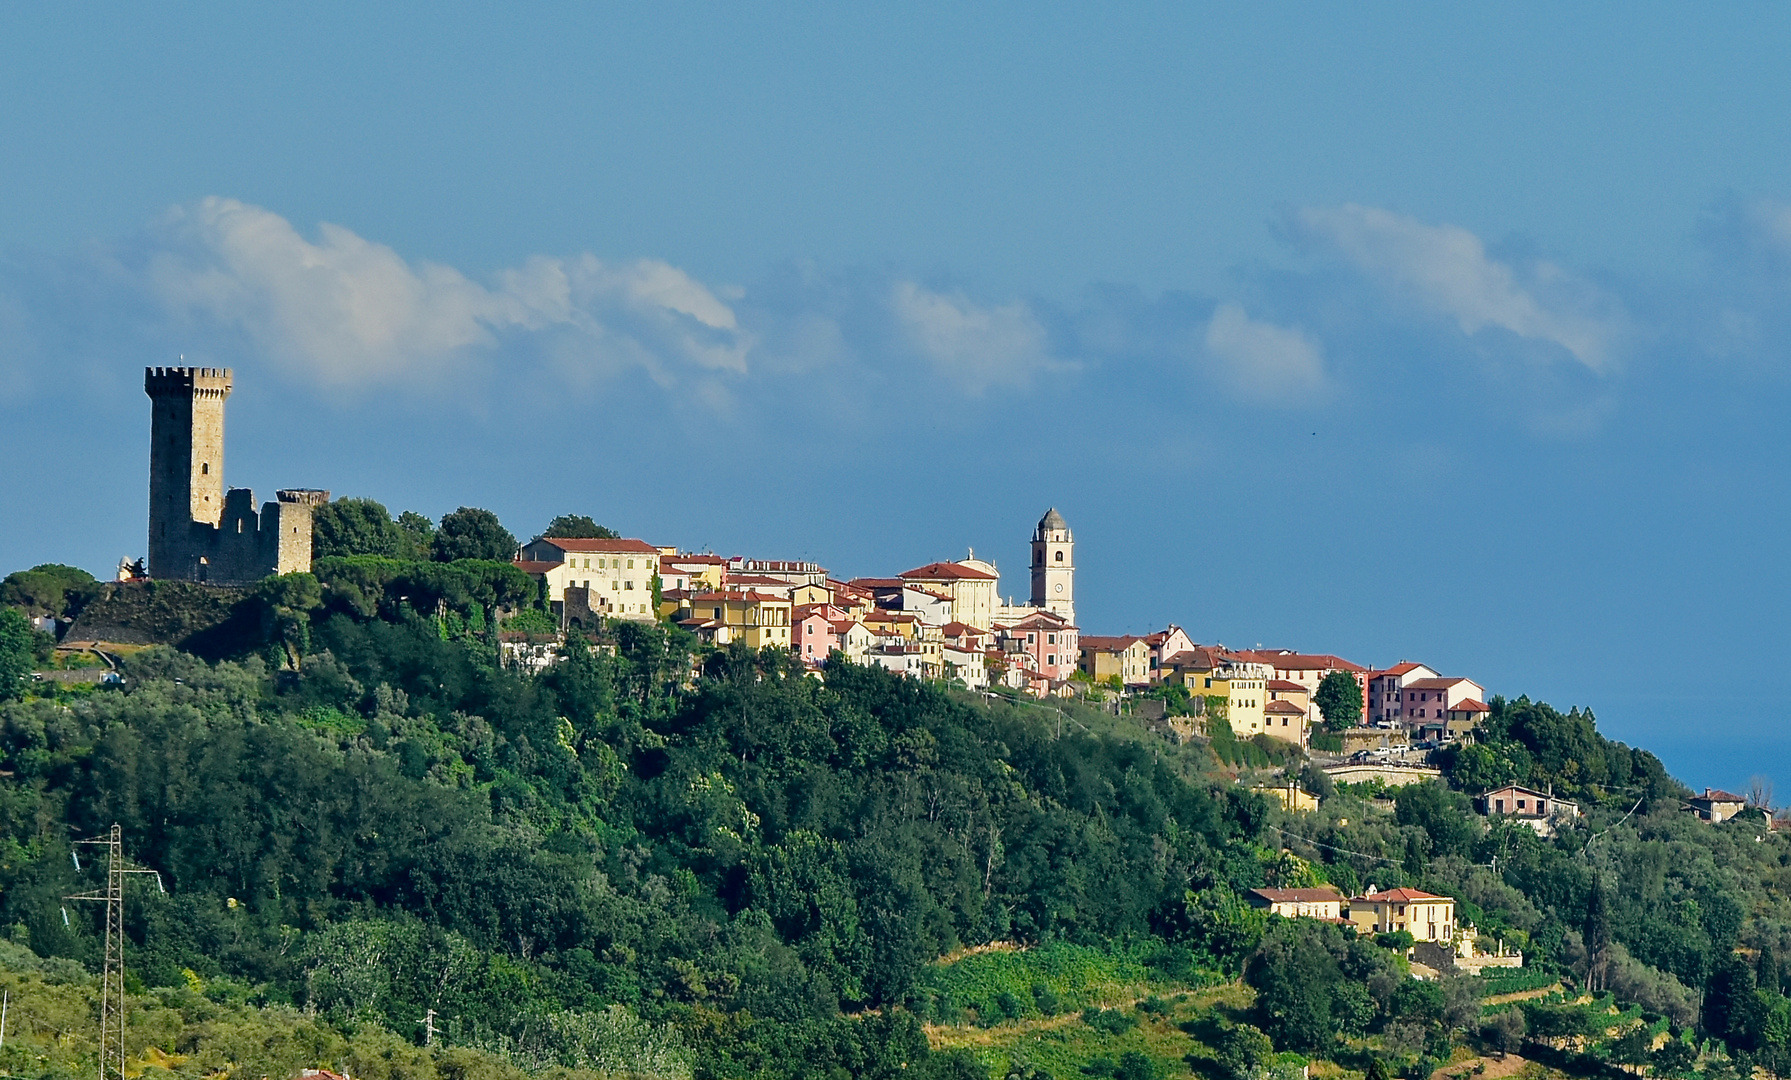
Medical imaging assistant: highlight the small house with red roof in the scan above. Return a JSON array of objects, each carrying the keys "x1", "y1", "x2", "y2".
[
  {"x1": 1248, "y1": 886, "x2": 1347, "y2": 920},
  {"x1": 1687, "y1": 788, "x2": 1750, "y2": 823},
  {"x1": 1477, "y1": 784, "x2": 1579, "y2": 836},
  {"x1": 1078, "y1": 635, "x2": 1152, "y2": 687}
]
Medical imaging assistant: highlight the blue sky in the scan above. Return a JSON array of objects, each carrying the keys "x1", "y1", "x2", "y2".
[{"x1": 4, "y1": 4, "x2": 1789, "y2": 795}]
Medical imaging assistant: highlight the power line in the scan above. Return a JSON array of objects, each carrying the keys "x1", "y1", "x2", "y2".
[
  {"x1": 1263, "y1": 825, "x2": 1406, "y2": 867},
  {"x1": 64, "y1": 826, "x2": 163, "y2": 1080}
]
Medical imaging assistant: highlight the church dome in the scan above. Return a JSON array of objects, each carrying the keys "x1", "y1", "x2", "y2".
[{"x1": 1035, "y1": 507, "x2": 1071, "y2": 539}]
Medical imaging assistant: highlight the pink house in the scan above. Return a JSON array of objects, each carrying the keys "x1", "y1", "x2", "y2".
[
  {"x1": 793, "y1": 603, "x2": 847, "y2": 663},
  {"x1": 1366, "y1": 662, "x2": 1439, "y2": 724},
  {"x1": 1143, "y1": 625, "x2": 1197, "y2": 684},
  {"x1": 1399, "y1": 677, "x2": 1484, "y2": 727},
  {"x1": 996, "y1": 610, "x2": 1078, "y2": 683}
]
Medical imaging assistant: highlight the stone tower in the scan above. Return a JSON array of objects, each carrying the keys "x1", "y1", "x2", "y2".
[
  {"x1": 1030, "y1": 507, "x2": 1074, "y2": 624},
  {"x1": 143, "y1": 366, "x2": 326, "y2": 584},
  {"x1": 146, "y1": 366, "x2": 232, "y2": 579}
]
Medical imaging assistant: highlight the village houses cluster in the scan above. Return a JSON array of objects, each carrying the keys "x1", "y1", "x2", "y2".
[{"x1": 509, "y1": 507, "x2": 1502, "y2": 755}]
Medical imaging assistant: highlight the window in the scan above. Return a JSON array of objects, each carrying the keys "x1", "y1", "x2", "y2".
[
  {"x1": 201, "y1": 462, "x2": 209, "y2": 474},
  {"x1": 627, "y1": 559, "x2": 634, "y2": 569},
  {"x1": 625, "y1": 581, "x2": 634, "y2": 590},
  {"x1": 1054, "y1": 550, "x2": 1063, "y2": 562},
  {"x1": 1047, "y1": 633, "x2": 1056, "y2": 644}
]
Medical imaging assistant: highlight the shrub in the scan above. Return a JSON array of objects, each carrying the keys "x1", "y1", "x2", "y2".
[{"x1": 1082, "y1": 1008, "x2": 1138, "y2": 1035}]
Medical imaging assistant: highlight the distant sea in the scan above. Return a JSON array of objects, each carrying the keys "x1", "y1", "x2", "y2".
[{"x1": 1595, "y1": 693, "x2": 1789, "y2": 804}]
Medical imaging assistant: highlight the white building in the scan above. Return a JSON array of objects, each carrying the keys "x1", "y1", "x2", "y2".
[{"x1": 515, "y1": 537, "x2": 662, "y2": 622}]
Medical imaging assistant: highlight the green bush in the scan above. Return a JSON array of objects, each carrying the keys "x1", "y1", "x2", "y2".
[{"x1": 1082, "y1": 1007, "x2": 1138, "y2": 1035}]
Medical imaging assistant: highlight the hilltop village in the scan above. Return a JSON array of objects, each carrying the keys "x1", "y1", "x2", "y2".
[{"x1": 0, "y1": 365, "x2": 1781, "y2": 1080}]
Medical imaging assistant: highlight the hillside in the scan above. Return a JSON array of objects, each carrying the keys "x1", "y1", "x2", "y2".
[{"x1": 0, "y1": 575, "x2": 1788, "y2": 1080}]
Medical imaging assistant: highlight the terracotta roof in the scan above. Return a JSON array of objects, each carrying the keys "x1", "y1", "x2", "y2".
[
  {"x1": 1250, "y1": 887, "x2": 1345, "y2": 904},
  {"x1": 1264, "y1": 699, "x2": 1306, "y2": 715},
  {"x1": 900, "y1": 561, "x2": 999, "y2": 581},
  {"x1": 1266, "y1": 679, "x2": 1309, "y2": 692},
  {"x1": 1356, "y1": 888, "x2": 1449, "y2": 903},
  {"x1": 1235, "y1": 650, "x2": 1367, "y2": 672},
  {"x1": 996, "y1": 610, "x2": 1073, "y2": 630},
  {"x1": 725, "y1": 574, "x2": 795, "y2": 587},
  {"x1": 1079, "y1": 635, "x2": 1147, "y2": 652},
  {"x1": 1378, "y1": 662, "x2": 1428, "y2": 678},
  {"x1": 1447, "y1": 699, "x2": 1491, "y2": 713},
  {"x1": 1480, "y1": 784, "x2": 1557, "y2": 800},
  {"x1": 1162, "y1": 646, "x2": 1229, "y2": 670},
  {"x1": 940, "y1": 621, "x2": 984, "y2": 637},
  {"x1": 1406, "y1": 677, "x2": 1476, "y2": 690},
  {"x1": 512, "y1": 560, "x2": 561, "y2": 574},
  {"x1": 849, "y1": 577, "x2": 907, "y2": 589},
  {"x1": 665, "y1": 553, "x2": 727, "y2": 564},
  {"x1": 689, "y1": 590, "x2": 792, "y2": 604},
  {"x1": 1695, "y1": 789, "x2": 1748, "y2": 803},
  {"x1": 533, "y1": 537, "x2": 659, "y2": 555}
]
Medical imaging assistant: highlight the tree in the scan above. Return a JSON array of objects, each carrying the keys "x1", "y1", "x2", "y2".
[
  {"x1": 432, "y1": 508, "x2": 518, "y2": 562},
  {"x1": 1314, "y1": 671, "x2": 1363, "y2": 731},
  {"x1": 0, "y1": 564, "x2": 100, "y2": 618},
  {"x1": 1246, "y1": 917, "x2": 1350, "y2": 1051},
  {"x1": 1584, "y1": 875, "x2": 1612, "y2": 994},
  {"x1": 0, "y1": 607, "x2": 34, "y2": 700},
  {"x1": 396, "y1": 511, "x2": 436, "y2": 560},
  {"x1": 313, "y1": 498, "x2": 404, "y2": 558},
  {"x1": 542, "y1": 515, "x2": 619, "y2": 540}
]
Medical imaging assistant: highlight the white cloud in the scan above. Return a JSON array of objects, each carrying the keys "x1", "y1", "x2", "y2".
[
  {"x1": 890, "y1": 282, "x2": 1052, "y2": 393},
  {"x1": 1294, "y1": 204, "x2": 1620, "y2": 371},
  {"x1": 143, "y1": 197, "x2": 748, "y2": 388},
  {"x1": 1203, "y1": 302, "x2": 1326, "y2": 403}
]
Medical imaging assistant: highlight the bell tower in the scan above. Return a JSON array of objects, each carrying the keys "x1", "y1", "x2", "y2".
[
  {"x1": 145, "y1": 367, "x2": 231, "y2": 579},
  {"x1": 1029, "y1": 507, "x2": 1074, "y2": 624}
]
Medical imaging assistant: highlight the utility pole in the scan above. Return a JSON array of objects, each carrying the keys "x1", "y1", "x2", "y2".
[
  {"x1": 65, "y1": 826, "x2": 163, "y2": 1080},
  {"x1": 420, "y1": 1009, "x2": 438, "y2": 1047}
]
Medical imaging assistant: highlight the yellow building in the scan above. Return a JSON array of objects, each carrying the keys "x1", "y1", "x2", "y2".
[
  {"x1": 1253, "y1": 782, "x2": 1320, "y2": 812},
  {"x1": 1078, "y1": 635, "x2": 1152, "y2": 686},
  {"x1": 1263, "y1": 699, "x2": 1309, "y2": 745},
  {"x1": 660, "y1": 554, "x2": 727, "y2": 592},
  {"x1": 1346, "y1": 888, "x2": 1455, "y2": 943},
  {"x1": 899, "y1": 561, "x2": 1000, "y2": 629},
  {"x1": 790, "y1": 581, "x2": 834, "y2": 608},
  {"x1": 1166, "y1": 648, "x2": 1269, "y2": 737},
  {"x1": 683, "y1": 591, "x2": 793, "y2": 649}
]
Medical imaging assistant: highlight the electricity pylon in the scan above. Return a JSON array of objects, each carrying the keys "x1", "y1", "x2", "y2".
[{"x1": 65, "y1": 825, "x2": 163, "y2": 1080}]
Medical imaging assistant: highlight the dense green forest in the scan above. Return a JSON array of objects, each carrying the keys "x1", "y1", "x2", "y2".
[{"x1": 3, "y1": 557, "x2": 1791, "y2": 1080}]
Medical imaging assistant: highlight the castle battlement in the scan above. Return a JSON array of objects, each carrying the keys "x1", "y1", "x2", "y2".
[{"x1": 145, "y1": 367, "x2": 233, "y2": 398}]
